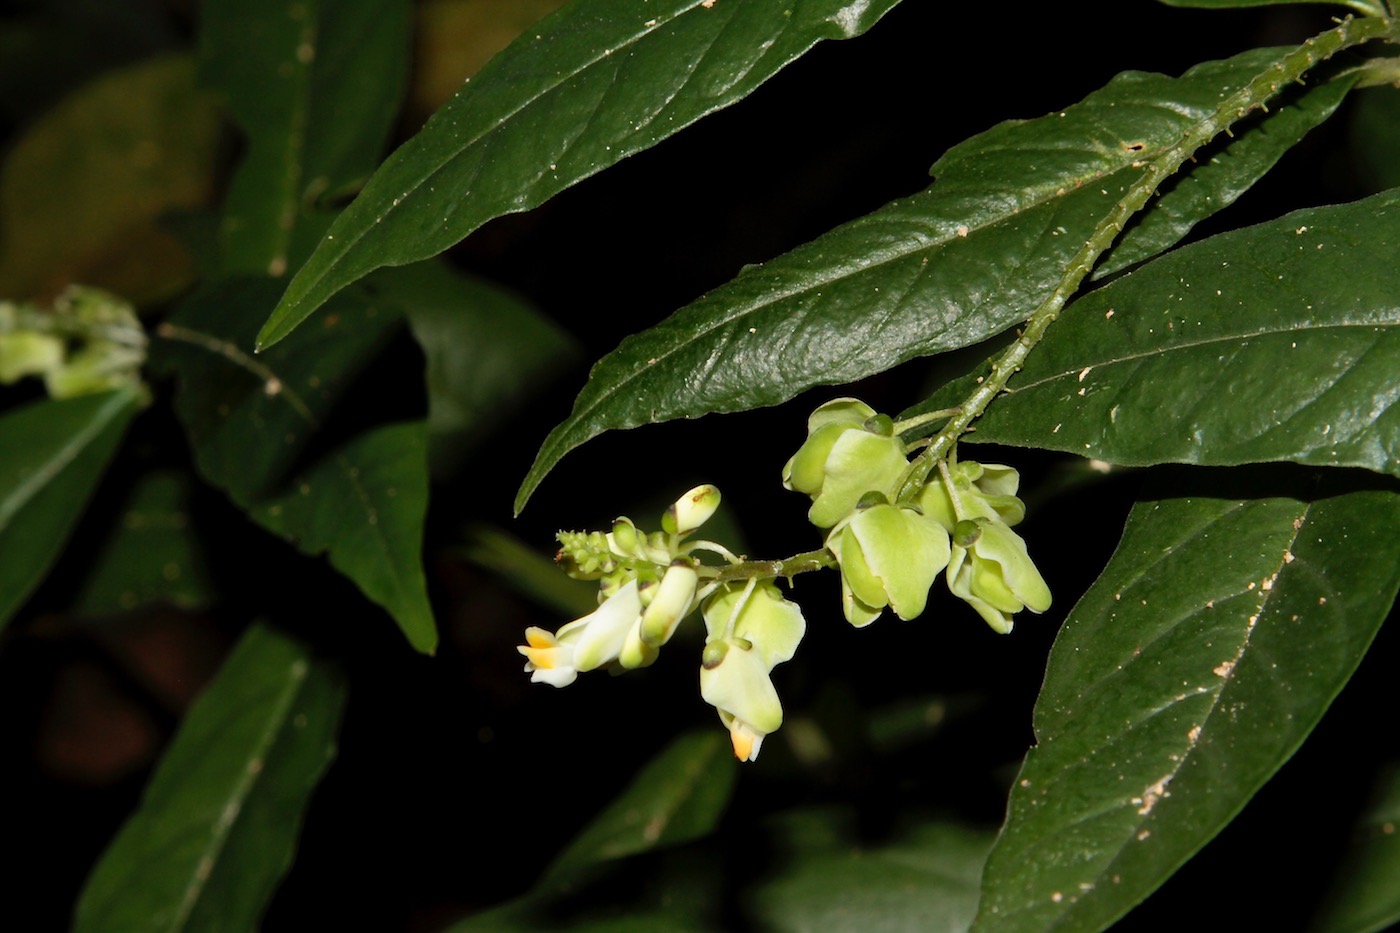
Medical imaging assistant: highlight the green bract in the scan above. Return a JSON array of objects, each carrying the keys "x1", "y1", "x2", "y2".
[
  {"x1": 827, "y1": 501, "x2": 951, "y2": 626},
  {"x1": 947, "y1": 518, "x2": 1052, "y2": 634}
]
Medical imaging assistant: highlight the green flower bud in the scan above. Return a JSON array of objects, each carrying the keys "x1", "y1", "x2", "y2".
[
  {"x1": 663, "y1": 483, "x2": 721, "y2": 535},
  {"x1": 0, "y1": 331, "x2": 64, "y2": 384},
  {"x1": 917, "y1": 460, "x2": 1027, "y2": 531},
  {"x1": 827, "y1": 504, "x2": 951, "y2": 626},
  {"x1": 783, "y1": 399, "x2": 910, "y2": 529},
  {"x1": 609, "y1": 517, "x2": 644, "y2": 558},
  {"x1": 640, "y1": 561, "x2": 699, "y2": 646},
  {"x1": 946, "y1": 519, "x2": 1051, "y2": 634}
]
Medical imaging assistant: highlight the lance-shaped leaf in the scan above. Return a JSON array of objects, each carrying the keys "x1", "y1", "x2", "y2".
[
  {"x1": 0, "y1": 387, "x2": 140, "y2": 631},
  {"x1": 972, "y1": 480, "x2": 1400, "y2": 933},
  {"x1": 1159, "y1": 0, "x2": 1386, "y2": 15},
  {"x1": 200, "y1": 0, "x2": 412, "y2": 277},
  {"x1": 155, "y1": 279, "x2": 437, "y2": 653},
  {"x1": 915, "y1": 190, "x2": 1400, "y2": 478},
  {"x1": 1310, "y1": 761, "x2": 1400, "y2": 933},
  {"x1": 254, "y1": 422, "x2": 435, "y2": 655},
  {"x1": 74, "y1": 623, "x2": 346, "y2": 933},
  {"x1": 256, "y1": 0, "x2": 906, "y2": 348},
  {"x1": 516, "y1": 47, "x2": 1355, "y2": 512}
]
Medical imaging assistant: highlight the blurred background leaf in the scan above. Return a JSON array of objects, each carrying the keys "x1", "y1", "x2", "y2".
[
  {"x1": 69, "y1": 469, "x2": 213, "y2": 617},
  {"x1": 199, "y1": 0, "x2": 413, "y2": 278},
  {"x1": 0, "y1": 386, "x2": 140, "y2": 631},
  {"x1": 74, "y1": 622, "x2": 346, "y2": 933},
  {"x1": 0, "y1": 54, "x2": 221, "y2": 305}
]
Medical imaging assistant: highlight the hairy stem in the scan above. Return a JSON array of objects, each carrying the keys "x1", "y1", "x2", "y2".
[{"x1": 900, "y1": 13, "x2": 1396, "y2": 497}]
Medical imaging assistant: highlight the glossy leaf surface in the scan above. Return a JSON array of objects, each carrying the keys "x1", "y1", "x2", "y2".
[
  {"x1": 516, "y1": 46, "x2": 1352, "y2": 511},
  {"x1": 916, "y1": 191, "x2": 1400, "y2": 477},
  {"x1": 156, "y1": 278, "x2": 437, "y2": 652},
  {"x1": 200, "y1": 0, "x2": 412, "y2": 277},
  {"x1": 74, "y1": 623, "x2": 346, "y2": 933},
  {"x1": 973, "y1": 480, "x2": 1400, "y2": 932},
  {"x1": 0, "y1": 387, "x2": 139, "y2": 631},
  {"x1": 258, "y1": 0, "x2": 905, "y2": 347}
]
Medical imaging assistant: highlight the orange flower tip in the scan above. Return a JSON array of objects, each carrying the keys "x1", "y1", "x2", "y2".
[
  {"x1": 524, "y1": 627, "x2": 557, "y2": 649},
  {"x1": 729, "y1": 725, "x2": 757, "y2": 761}
]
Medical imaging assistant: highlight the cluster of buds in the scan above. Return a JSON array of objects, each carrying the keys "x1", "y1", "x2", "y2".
[
  {"x1": 785, "y1": 399, "x2": 1050, "y2": 632},
  {"x1": 519, "y1": 485, "x2": 805, "y2": 760},
  {"x1": 518, "y1": 400, "x2": 1051, "y2": 763},
  {"x1": 0, "y1": 288, "x2": 146, "y2": 398}
]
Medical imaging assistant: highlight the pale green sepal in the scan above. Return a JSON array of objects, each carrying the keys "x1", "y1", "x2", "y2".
[
  {"x1": 701, "y1": 581, "x2": 806, "y2": 666},
  {"x1": 946, "y1": 520, "x2": 1050, "y2": 634},
  {"x1": 974, "y1": 520, "x2": 1052, "y2": 613},
  {"x1": 855, "y1": 507, "x2": 951, "y2": 621},
  {"x1": 807, "y1": 430, "x2": 907, "y2": 528},
  {"x1": 783, "y1": 420, "x2": 851, "y2": 494},
  {"x1": 806, "y1": 397, "x2": 875, "y2": 433},
  {"x1": 835, "y1": 505, "x2": 950, "y2": 621},
  {"x1": 700, "y1": 644, "x2": 783, "y2": 736}
]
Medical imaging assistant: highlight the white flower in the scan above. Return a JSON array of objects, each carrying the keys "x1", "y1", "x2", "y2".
[{"x1": 517, "y1": 580, "x2": 644, "y2": 687}]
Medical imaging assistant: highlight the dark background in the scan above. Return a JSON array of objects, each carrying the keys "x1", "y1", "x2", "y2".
[{"x1": 1, "y1": 1, "x2": 1394, "y2": 930}]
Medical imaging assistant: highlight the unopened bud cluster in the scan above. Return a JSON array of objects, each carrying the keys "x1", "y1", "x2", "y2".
[
  {"x1": 519, "y1": 399, "x2": 1051, "y2": 762},
  {"x1": 0, "y1": 288, "x2": 146, "y2": 398},
  {"x1": 785, "y1": 398, "x2": 1050, "y2": 634}
]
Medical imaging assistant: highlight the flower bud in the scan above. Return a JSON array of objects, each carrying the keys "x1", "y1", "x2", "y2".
[
  {"x1": 662, "y1": 484, "x2": 721, "y2": 536},
  {"x1": 917, "y1": 461, "x2": 1026, "y2": 531},
  {"x1": 946, "y1": 519, "x2": 1051, "y2": 634},
  {"x1": 827, "y1": 503, "x2": 951, "y2": 626},
  {"x1": 640, "y1": 561, "x2": 699, "y2": 647}
]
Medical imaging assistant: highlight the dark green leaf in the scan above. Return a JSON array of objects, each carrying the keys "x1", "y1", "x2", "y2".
[
  {"x1": 0, "y1": 55, "x2": 220, "y2": 304},
  {"x1": 156, "y1": 279, "x2": 438, "y2": 653},
  {"x1": 1310, "y1": 761, "x2": 1400, "y2": 933},
  {"x1": 543, "y1": 730, "x2": 737, "y2": 884},
  {"x1": 254, "y1": 422, "x2": 436, "y2": 654},
  {"x1": 200, "y1": 0, "x2": 413, "y2": 277},
  {"x1": 972, "y1": 479, "x2": 1400, "y2": 933},
  {"x1": 374, "y1": 261, "x2": 578, "y2": 477},
  {"x1": 74, "y1": 622, "x2": 346, "y2": 933},
  {"x1": 71, "y1": 470, "x2": 213, "y2": 616},
  {"x1": 155, "y1": 278, "x2": 400, "y2": 504},
  {"x1": 752, "y1": 811, "x2": 991, "y2": 933},
  {"x1": 1158, "y1": 0, "x2": 1385, "y2": 14},
  {"x1": 915, "y1": 190, "x2": 1400, "y2": 477},
  {"x1": 516, "y1": 47, "x2": 1351, "y2": 512},
  {"x1": 0, "y1": 387, "x2": 139, "y2": 631},
  {"x1": 257, "y1": 0, "x2": 905, "y2": 348}
]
